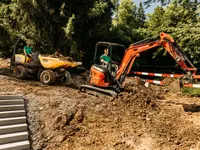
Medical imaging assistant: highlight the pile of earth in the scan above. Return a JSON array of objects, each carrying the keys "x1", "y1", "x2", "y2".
[
  {"x1": 42, "y1": 53, "x2": 73, "y2": 62},
  {"x1": 0, "y1": 58, "x2": 12, "y2": 76},
  {"x1": 0, "y1": 58, "x2": 10, "y2": 68},
  {"x1": 36, "y1": 76, "x2": 164, "y2": 149},
  {"x1": 36, "y1": 76, "x2": 200, "y2": 150}
]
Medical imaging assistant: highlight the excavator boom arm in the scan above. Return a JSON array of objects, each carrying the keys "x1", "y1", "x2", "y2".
[{"x1": 116, "y1": 32, "x2": 196, "y2": 83}]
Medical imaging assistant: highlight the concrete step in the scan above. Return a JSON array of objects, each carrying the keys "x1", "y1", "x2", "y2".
[
  {"x1": 0, "y1": 132, "x2": 28, "y2": 145},
  {"x1": 0, "y1": 105, "x2": 24, "y2": 111},
  {"x1": 0, "y1": 95, "x2": 30, "y2": 149},
  {"x1": 0, "y1": 100, "x2": 24, "y2": 105},
  {"x1": 0, "y1": 124, "x2": 27, "y2": 135},
  {"x1": 0, "y1": 141, "x2": 30, "y2": 150},
  {"x1": 0, "y1": 96, "x2": 23, "y2": 100},
  {"x1": 0, "y1": 110, "x2": 25, "y2": 118},
  {"x1": 0, "y1": 117, "x2": 26, "y2": 126}
]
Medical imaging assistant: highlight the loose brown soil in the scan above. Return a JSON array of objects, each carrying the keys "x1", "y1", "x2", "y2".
[
  {"x1": 41, "y1": 53, "x2": 73, "y2": 62},
  {"x1": 0, "y1": 59, "x2": 200, "y2": 150}
]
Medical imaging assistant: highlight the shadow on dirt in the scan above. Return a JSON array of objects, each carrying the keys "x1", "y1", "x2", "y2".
[
  {"x1": 182, "y1": 104, "x2": 200, "y2": 112},
  {"x1": 0, "y1": 68, "x2": 13, "y2": 76},
  {"x1": 157, "y1": 100, "x2": 200, "y2": 113},
  {"x1": 0, "y1": 68, "x2": 82, "y2": 91}
]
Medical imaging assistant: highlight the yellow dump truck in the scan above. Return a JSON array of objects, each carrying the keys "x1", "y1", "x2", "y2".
[{"x1": 10, "y1": 53, "x2": 82, "y2": 84}]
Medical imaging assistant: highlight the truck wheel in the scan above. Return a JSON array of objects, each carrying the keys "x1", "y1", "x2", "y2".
[
  {"x1": 40, "y1": 70, "x2": 56, "y2": 84},
  {"x1": 60, "y1": 71, "x2": 72, "y2": 84},
  {"x1": 13, "y1": 65, "x2": 27, "y2": 79}
]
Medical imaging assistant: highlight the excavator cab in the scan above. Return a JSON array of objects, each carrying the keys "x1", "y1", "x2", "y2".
[
  {"x1": 93, "y1": 42, "x2": 124, "y2": 65},
  {"x1": 91, "y1": 42, "x2": 125, "y2": 86},
  {"x1": 80, "y1": 42, "x2": 125, "y2": 97}
]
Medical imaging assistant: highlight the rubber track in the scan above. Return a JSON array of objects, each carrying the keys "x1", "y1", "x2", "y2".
[{"x1": 80, "y1": 84, "x2": 118, "y2": 97}]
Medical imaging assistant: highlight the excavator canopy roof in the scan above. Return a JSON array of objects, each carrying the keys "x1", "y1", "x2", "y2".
[{"x1": 96, "y1": 41, "x2": 125, "y2": 48}]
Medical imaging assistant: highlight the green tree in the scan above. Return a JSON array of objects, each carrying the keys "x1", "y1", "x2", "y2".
[
  {"x1": 137, "y1": 1, "x2": 146, "y2": 27},
  {"x1": 113, "y1": 0, "x2": 139, "y2": 29},
  {"x1": 144, "y1": 0, "x2": 171, "y2": 6},
  {"x1": 0, "y1": 0, "x2": 115, "y2": 65},
  {"x1": 144, "y1": 0, "x2": 199, "y2": 6},
  {"x1": 145, "y1": 6, "x2": 165, "y2": 35},
  {"x1": 111, "y1": 0, "x2": 141, "y2": 45},
  {"x1": 145, "y1": 0, "x2": 200, "y2": 64}
]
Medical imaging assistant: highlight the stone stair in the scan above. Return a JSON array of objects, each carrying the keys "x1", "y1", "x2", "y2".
[{"x1": 0, "y1": 95, "x2": 30, "y2": 150}]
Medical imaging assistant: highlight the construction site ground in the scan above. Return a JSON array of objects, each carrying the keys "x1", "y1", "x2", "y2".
[{"x1": 0, "y1": 58, "x2": 200, "y2": 150}]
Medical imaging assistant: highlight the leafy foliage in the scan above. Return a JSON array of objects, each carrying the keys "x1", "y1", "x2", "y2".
[
  {"x1": 144, "y1": 0, "x2": 199, "y2": 7},
  {"x1": 111, "y1": 0, "x2": 145, "y2": 45},
  {"x1": 0, "y1": 0, "x2": 114, "y2": 64},
  {"x1": 137, "y1": 2, "x2": 146, "y2": 27},
  {"x1": 144, "y1": 0, "x2": 200, "y2": 64},
  {"x1": 0, "y1": 0, "x2": 199, "y2": 67}
]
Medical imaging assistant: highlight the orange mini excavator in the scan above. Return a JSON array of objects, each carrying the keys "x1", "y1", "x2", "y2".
[{"x1": 80, "y1": 32, "x2": 197, "y2": 97}]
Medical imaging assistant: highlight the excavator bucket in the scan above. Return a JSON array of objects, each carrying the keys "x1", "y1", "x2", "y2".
[
  {"x1": 162, "y1": 78, "x2": 181, "y2": 93},
  {"x1": 167, "y1": 80, "x2": 181, "y2": 93}
]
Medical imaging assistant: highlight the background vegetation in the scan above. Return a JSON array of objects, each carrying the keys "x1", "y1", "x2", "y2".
[{"x1": 0, "y1": 0, "x2": 199, "y2": 67}]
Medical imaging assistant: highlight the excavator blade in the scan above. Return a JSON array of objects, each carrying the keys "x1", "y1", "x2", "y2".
[{"x1": 80, "y1": 84, "x2": 118, "y2": 97}]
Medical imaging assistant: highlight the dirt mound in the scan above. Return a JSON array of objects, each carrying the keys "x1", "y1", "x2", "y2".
[
  {"x1": 161, "y1": 77, "x2": 181, "y2": 93},
  {"x1": 122, "y1": 76, "x2": 164, "y2": 100},
  {"x1": 25, "y1": 76, "x2": 162, "y2": 149},
  {"x1": 162, "y1": 77, "x2": 175, "y2": 85},
  {"x1": 50, "y1": 77, "x2": 200, "y2": 150},
  {"x1": 0, "y1": 58, "x2": 12, "y2": 76},
  {"x1": 42, "y1": 54, "x2": 73, "y2": 62},
  {"x1": 0, "y1": 58, "x2": 10, "y2": 68},
  {"x1": 56, "y1": 82, "x2": 161, "y2": 150}
]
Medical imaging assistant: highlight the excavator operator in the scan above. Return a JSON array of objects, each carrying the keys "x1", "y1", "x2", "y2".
[
  {"x1": 100, "y1": 47, "x2": 118, "y2": 77},
  {"x1": 100, "y1": 48, "x2": 111, "y2": 67}
]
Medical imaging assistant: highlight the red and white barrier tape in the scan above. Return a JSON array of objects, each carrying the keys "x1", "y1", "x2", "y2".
[
  {"x1": 183, "y1": 84, "x2": 200, "y2": 88},
  {"x1": 132, "y1": 71, "x2": 200, "y2": 79},
  {"x1": 141, "y1": 79, "x2": 200, "y2": 88},
  {"x1": 141, "y1": 79, "x2": 164, "y2": 85},
  {"x1": 132, "y1": 71, "x2": 183, "y2": 78}
]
